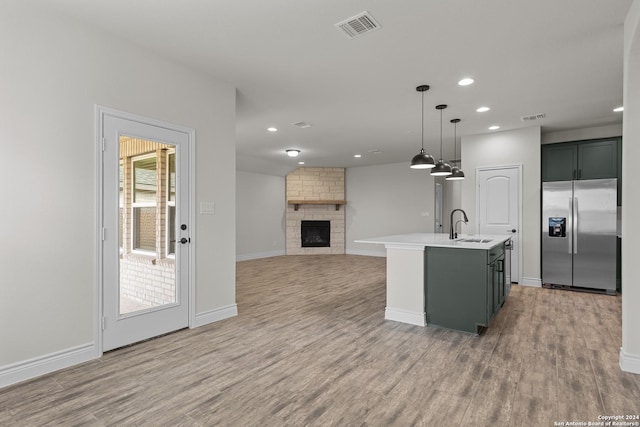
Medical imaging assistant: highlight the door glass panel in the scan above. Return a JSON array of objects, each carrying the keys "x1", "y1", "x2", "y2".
[
  {"x1": 167, "y1": 152, "x2": 176, "y2": 256},
  {"x1": 119, "y1": 160, "x2": 124, "y2": 251},
  {"x1": 119, "y1": 137, "x2": 177, "y2": 315}
]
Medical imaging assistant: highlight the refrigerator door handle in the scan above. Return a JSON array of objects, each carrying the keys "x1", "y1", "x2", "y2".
[
  {"x1": 573, "y1": 197, "x2": 578, "y2": 254},
  {"x1": 568, "y1": 197, "x2": 573, "y2": 255}
]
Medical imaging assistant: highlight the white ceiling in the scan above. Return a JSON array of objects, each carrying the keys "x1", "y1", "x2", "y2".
[{"x1": 39, "y1": 0, "x2": 632, "y2": 175}]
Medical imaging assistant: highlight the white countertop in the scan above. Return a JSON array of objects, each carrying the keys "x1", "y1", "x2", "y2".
[{"x1": 355, "y1": 233, "x2": 511, "y2": 250}]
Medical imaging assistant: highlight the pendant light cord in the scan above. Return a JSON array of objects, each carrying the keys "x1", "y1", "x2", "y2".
[
  {"x1": 453, "y1": 121, "x2": 457, "y2": 162},
  {"x1": 421, "y1": 92, "x2": 425, "y2": 151},
  {"x1": 439, "y1": 108, "x2": 443, "y2": 159}
]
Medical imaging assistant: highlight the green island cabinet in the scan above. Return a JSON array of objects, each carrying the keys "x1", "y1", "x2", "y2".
[{"x1": 425, "y1": 243, "x2": 505, "y2": 334}]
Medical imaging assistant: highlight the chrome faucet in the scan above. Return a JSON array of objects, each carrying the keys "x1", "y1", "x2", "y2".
[{"x1": 449, "y1": 209, "x2": 469, "y2": 239}]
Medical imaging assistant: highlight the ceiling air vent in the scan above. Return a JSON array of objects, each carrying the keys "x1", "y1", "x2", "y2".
[
  {"x1": 521, "y1": 113, "x2": 546, "y2": 122},
  {"x1": 292, "y1": 121, "x2": 312, "y2": 129},
  {"x1": 335, "y1": 11, "x2": 381, "y2": 39}
]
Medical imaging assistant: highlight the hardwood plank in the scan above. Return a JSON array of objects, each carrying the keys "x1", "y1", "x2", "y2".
[
  {"x1": 508, "y1": 391, "x2": 556, "y2": 427},
  {"x1": 557, "y1": 367, "x2": 604, "y2": 420}
]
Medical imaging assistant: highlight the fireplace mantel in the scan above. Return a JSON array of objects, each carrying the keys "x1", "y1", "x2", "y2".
[{"x1": 288, "y1": 200, "x2": 346, "y2": 211}]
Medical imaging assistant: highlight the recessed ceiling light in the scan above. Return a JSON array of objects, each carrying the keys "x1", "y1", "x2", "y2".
[
  {"x1": 458, "y1": 78, "x2": 474, "y2": 86},
  {"x1": 298, "y1": 161, "x2": 305, "y2": 165},
  {"x1": 286, "y1": 149, "x2": 300, "y2": 157},
  {"x1": 267, "y1": 127, "x2": 278, "y2": 132},
  {"x1": 488, "y1": 125, "x2": 500, "y2": 130},
  {"x1": 476, "y1": 106, "x2": 490, "y2": 113},
  {"x1": 613, "y1": 106, "x2": 624, "y2": 112},
  {"x1": 354, "y1": 154, "x2": 362, "y2": 158}
]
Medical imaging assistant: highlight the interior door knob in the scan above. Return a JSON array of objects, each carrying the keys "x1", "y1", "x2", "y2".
[
  {"x1": 180, "y1": 237, "x2": 190, "y2": 244},
  {"x1": 509, "y1": 229, "x2": 516, "y2": 233}
]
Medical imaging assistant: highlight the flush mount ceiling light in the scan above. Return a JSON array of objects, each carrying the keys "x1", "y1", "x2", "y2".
[
  {"x1": 286, "y1": 149, "x2": 300, "y2": 157},
  {"x1": 267, "y1": 127, "x2": 278, "y2": 132},
  {"x1": 613, "y1": 106, "x2": 624, "y2": 112},
  {"x1": 458, "y1": 78, "x2": 474, "y2": 86},
  {"x1": 410, "y1": 85, "x2": 436, "y2": 169},
  {"x1": 488, "y1": 125, "x2": 500, "y2": 130},
  {"x1": 431, "y1": 104, "x2": 452, "y2": 176},
  {"x1": 446, "y1": 119, "x2": 465, "y2": 181},
  {"x1": 476, "y1": 106, "x2": 490, "y2": 113},
  {"x1": 354, "y1": 154, "x2": 362, "y2": 158}
]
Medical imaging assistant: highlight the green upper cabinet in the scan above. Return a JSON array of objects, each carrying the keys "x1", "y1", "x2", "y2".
[
  {"x1": 542, "y1": 137, "x2": 622, "y2": 206},
  {"x1": 542, "y1": 137, "x2": 620, "y2": 182},
  {"x1": 578, "y1": 139, "x2": 618, "y2": 180},
  {"x1": 542, "y1": 143, "x2": 577, "y2": 181}
]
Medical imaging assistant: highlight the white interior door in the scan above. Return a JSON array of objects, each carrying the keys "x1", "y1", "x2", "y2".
[
  {"x1": 435, "y1": 182, "x2": 443, "y2": 232},
  {"x1": 477, "y1": 165, "x2": 521, "y2": 284},
  {"x1": 100, "y1": 109, "x2": 191, "y2": 351}
]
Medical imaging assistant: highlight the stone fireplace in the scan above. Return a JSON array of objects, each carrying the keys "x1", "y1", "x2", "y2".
[{"x1": 286, "y1": 167, "x2": 345, "y2": 255}]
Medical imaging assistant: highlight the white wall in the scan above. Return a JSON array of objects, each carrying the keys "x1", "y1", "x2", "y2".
[
  {"x1": 346, "y1": 162, "x2": 437, "y2": 256},
  {"x1": 621, "y1": 0, "x2": 640, "y2": 374},
  {"x1": 541, "y1": 123, "x2": 622, "y2": 144},
  {"x1": 236, "y1": 171, "x2": 286, "y2": 260},
  {"x1": 0, "y1": 2, "x2": 236, "y2": 375},
  {"x1": 460, "y1": 126, "x2": 541, "y2": 285}
]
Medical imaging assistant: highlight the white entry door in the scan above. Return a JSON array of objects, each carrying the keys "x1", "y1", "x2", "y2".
[
  {"x1": 477, "y1": 165, "x2": 521, "y2": 284},
  {"x1": 435, "y1": 182, "x2": 444, "y2": 232},
  {"x1": 100, "y1": 108, "x2": 192, "y2": 351}
]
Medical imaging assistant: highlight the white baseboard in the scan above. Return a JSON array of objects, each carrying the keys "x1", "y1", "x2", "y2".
[
  {"x1": 236, "y1": 250, "x2": 285, "y2": 262},
  {"x1": 385, "y1": 307, "x2": 426, "y2": 327},
  {"x1": 620, "y1": 348, "x2": 640, "y2": 374},
  {"x1": 193, "y1": 304, "x2": 238, "y2": 328},
  {"x1": 0, "y1": 343, "x2": 97, "y2": 389},
  {"x1": 520, "y1": 277, "x2": 542, "y2": 287},
  {"x1": 346, "y1": 249, "x2": 386, "y2": 257}
]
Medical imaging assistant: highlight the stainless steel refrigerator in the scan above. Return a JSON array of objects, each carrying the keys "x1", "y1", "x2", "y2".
[{"x1": 542, "y1": 178, "x2": 617, "y2": 294}]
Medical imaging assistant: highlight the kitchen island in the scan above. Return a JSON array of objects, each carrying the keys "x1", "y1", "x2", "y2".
[{"x1": 355, "y1": 233, "x2": 511, "y2": 334}]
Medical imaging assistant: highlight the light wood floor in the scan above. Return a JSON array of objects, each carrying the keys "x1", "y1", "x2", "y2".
[{"x1": 2, "y1": 255, "x2": 639, "y2": 426}]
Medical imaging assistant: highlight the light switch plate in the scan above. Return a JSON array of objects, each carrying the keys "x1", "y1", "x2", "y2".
[{"x1": 200, "y1": 202, "x2": 215, "y2": 215}]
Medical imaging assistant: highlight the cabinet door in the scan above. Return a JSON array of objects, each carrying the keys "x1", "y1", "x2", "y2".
[
  {"x1": 578, "y1": 139, "x2": 617, "y2": 180},
  {"x1": 497, "y1": 255, "x2": 505, "y2": 307},
  {"x1": 542, "y1": 143, "x2": 577, "y2": 181},
  {"x1": 492, "y1": 260, "x2": 501, "y2": 314},
  {"x1": 487, "y1": 262, "x2": 495, "y2": 321},
  {"x1": 488, "y1": 255, "x2": 506, "y2": 316}
]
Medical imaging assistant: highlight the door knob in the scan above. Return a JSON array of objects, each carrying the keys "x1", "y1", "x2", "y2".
[
  {"x1": 180, "y1": 237, "x2": 190, "y2": 244},
  {"x1": 509, "y1": 229, "x2": 516, "y2": 233}
]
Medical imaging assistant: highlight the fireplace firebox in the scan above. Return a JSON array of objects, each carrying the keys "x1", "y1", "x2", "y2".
[{"x1": 301, "y1": 220, "x2": 330, "y2": 247}]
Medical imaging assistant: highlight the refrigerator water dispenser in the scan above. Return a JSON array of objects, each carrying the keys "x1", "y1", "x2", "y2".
[{"x1": 548, "y1": 217, "x2": 566, "y2": 237}]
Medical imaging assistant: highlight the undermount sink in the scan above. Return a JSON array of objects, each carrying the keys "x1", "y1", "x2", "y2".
[{"x1": 457, "y1": 238, "x2": 493, "y2": 243}]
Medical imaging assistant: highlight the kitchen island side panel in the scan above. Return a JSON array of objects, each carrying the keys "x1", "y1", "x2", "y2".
[
  {"x1": 425, "y1": 247, "x2": 488, "y2": 333},
  {"x1": 384, "y1": 246, "x2": 426, "y2": 326}
]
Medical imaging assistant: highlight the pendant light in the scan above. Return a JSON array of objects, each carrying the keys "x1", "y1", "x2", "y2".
[
  {"x1": 431, "y1": 104, "x2": 452, "y2": 176},
  {"x1": 410, "y1": 85, "x2": 436, "y2": 169},
  {"x1": 446, "y1": 118, "x2": 465, "y2": 180}
]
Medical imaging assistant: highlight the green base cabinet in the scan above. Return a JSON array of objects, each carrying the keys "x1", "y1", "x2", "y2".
[{"x1": 425, "y1": 243, "x2": 506, "y2": 334}]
